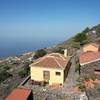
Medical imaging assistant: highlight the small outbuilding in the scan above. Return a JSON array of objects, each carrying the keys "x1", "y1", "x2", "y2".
[{"x1": 5, "y1": 88, "x2": 33, "y2": 100}]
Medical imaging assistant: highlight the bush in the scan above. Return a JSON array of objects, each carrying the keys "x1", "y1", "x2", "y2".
[
  {"x1": 74, "y1": 32, "x2": 87, "y2": 42},
  {"x1": 72, "y1": 44, "x2": 80, "y2": 49},
  {"x1": 18, "y1": 62, "x2": 30, "y2": 78},
  {"x1": 84, "y1": 74, "x2": 90, "y2": 81},
  {"x1": 75, "y1": 63, "x2": 80, "y2": 71},
  {"x1": 34, "y1": 49, "x2": 47, "y2": 59},
  {"x1": 11, "y1": 82, "x2": 19, "y2": 90},
  {"x1": 4, "y1": 65, "x2": 10, "y2": 70},
  {"x1": 0, "y1": 69, "x2": 12, "y2": 83},
  {"x1": 78, "y1": 83, "x2": 85, "y2": 92},
  {"x1": 52, "y1": 47, "x2": 64, "y2": 54},
  {"x1": 18, "y1": 69, "x2": 26, "y2": 78},
  {"x1": 83, "y1": 27, "x2": 90, "y2": 33}
]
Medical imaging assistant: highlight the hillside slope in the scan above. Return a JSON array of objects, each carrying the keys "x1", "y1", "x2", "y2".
[{"x1": 46, "y1": 24, "x2": 100, "y2": 55}]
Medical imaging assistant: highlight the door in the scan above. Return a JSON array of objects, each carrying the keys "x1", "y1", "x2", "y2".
[{"x1": 43, "y1": 71, "x2": 50, "y2": 82}]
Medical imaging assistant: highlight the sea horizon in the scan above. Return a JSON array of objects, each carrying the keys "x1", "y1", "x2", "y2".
[{"x1": 0, "y1": 38, "x2": 66, "y2": 58}]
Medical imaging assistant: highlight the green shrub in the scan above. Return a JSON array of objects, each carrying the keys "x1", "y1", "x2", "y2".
[
  {"x1": 74, "y1": 32, "x2": 87, "y2": 42},
  {"x1": 18, "y1": 62, "x2": 30, "y2": 78},
  {"x1": 11, "y1": 82, "x2": 19, "y2": 90},
  {"x1": 72, "y1": 44, "x2": 80, "y2": 49},
  {"x1": 34, "y1": 49, "x2": 47, "y2": 59},
  {"x1": 78, "y1": 83, "x2": 85, "y2": 92},
  {"x1": 75, "y1": 63, "x2": 80, "y2": 71},
  {"x1": 0, "y1": 69, "x2": 12, "y2": 83},
  {"x1": 83, "y1": 27, "x2": 90, "y2": 33},
  {"x1": 84, "y1": 74, "x2": 90, "y2": 81},
  {"x1": 4, "y1": 65, "x2": 10, "y2": 70},
  {"x1": 76, "y1": 77, "x2": 80, "y2": 82},
  {"x1": 18, "y1": 70, "x2": 26, "y2": 78},
  {"x1": 52, "y1": 47, "x2": 64, "y2": 54}
]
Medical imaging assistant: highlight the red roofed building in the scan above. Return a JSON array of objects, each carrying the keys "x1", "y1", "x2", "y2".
[
  {"x1": 80, "y1": 51, "x2": 100, "y2": 66},
  {"x1": 5, "y1": 88, "x2": 33, "y2": 100},
  {"x1": 79, "y1": 43, "x2": 100, "y2": 80},
  {"x1": 81, "y1": 43, "x2": 100, "y2": 53}
]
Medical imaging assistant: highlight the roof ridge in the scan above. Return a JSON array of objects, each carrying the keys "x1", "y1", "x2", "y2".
[
  {"x1": 32, "y1": 55, "x2": 60, "y2": 65},
  {"x1": 53, "y1": 57, "x2": 62, "y2": 68},
  {"x1": 48, "y1": 53, "x2": 66, "y2": 60},
  {"x1": 57, "y1": 53, "x2": 66, "y2": 60},
  {"x1": 32, "y1": 53, "x2": 66, "y2": 67},
  {"x1": 32, "y1": 56, "x2": 47, "y2": 65}
]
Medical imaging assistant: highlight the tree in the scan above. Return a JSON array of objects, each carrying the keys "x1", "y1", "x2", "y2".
[
  {"x1": 18, "y1": 69, "x2": 26, "y2": 78},
  {"x1": 52, "y1": 47, "x2": 64, "y2": 54},
  {"x1": 74, "y1": 32, "x2": 87, "y2": 42},
  {"x1": 83, "y1": 27, "x2": 90, "y2": 33},
  {"x1": 18, "y1": 62, "x2": 30, "y2": 78},
  {"x1": 34, "y1": 49, "x2": 47, "y2": 59},
  {"x1": 0, "y1": 69, "x2": 12, "y2": 83}
]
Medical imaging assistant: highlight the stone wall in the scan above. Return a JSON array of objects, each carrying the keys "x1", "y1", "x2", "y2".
[{"x1": 81, "y1": 60, "x2": 100, "y2": 79}]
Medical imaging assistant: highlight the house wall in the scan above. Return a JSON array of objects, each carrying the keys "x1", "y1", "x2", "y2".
[
  {"x1": 81, "y1": 60, "x2": 100, "y2": 80},
  {"x1": 83, "y1": 45, "x2": 98, "y2": 52},
  {"x1": 30, "y1": 66, "x2": 64, "y2": 85}
]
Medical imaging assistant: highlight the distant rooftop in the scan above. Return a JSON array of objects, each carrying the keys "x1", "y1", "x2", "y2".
[{"x1": 83, "y1": 43, "x2": 99, "y2": 48}]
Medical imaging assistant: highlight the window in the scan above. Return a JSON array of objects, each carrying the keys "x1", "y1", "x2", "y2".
[
  {"x1": 94, "y1": 69, "x2": 100, "y2": 72},
  {"x1": 94, "y1": 69, "x2": 100, "y2": 75},
  {"x1": 55, "y1": 72, "x2": 61, "y2": 76}
]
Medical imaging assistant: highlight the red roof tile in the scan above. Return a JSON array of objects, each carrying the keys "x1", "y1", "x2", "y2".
[
  {"x1": 31, "y1": 53, "x2": 70, "y2": 69},
  {"x1": 80, "y1": 51, "x2": 100, "y2": 65},
  {"x1": 6, "y1": 88, "x2": 32, "y2": 100}
]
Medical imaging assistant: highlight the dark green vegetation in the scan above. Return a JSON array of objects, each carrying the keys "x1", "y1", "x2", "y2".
[
  {"x1": 73, "y1": 27, "x2": 91, "y2": 43},
  {"x1": 75, "y1": 63, "x2": 80, "y2": 72},
  {"x1": 52, "y1": 47, "x2": 64, "y2": 54},
  {"x1": 0, "y1": 69, "x2": 12, "y2": 83},
  {"x1": 0, "y1": 64, "x2": 12, "y2": 83},
  {"x1": 0, "y1": 54, "x2": 33, "y2": 99},
  {"x1": 72, "y1": 43, "x2": 80, "y2": 49},
  {"x1": 74, "y1": 32, "x2": 87, "y2": 42},
  {"x1": 83, "y1": 27, "x2": 90, "y2": 33},
  {"x1": 18, "y1": 62, "x2": 30, "y2": 78},
  {"x1": 34, "y1": 49, "x2": 47, "y2": 59}
]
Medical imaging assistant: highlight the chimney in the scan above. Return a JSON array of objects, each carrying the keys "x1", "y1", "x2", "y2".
[{"x1": 64, "y1": 49, "x2": 68, "y2": 58}]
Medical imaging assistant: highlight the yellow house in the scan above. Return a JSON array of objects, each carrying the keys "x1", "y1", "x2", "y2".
[
  {"x1": 30, "y1": 52, "x2": 71, "y2": 86},
  {"x1": 82, "y1": 43, "x2": 99, "y2": 52}
]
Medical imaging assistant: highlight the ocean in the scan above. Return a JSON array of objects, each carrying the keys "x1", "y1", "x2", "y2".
[{"x1": 0, "y1": 39, "x2": 63, "y2": 57}]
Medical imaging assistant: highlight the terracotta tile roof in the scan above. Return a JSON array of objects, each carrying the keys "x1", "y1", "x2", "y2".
[
  {"x1": 80, "y1": 43, "x2": 100, "y2": 54},
  {"x1": 83, "y1": 43, "x2": 99, "y2": 48},
  {"x1": 6, "y1": 88, "x2": 32, "y2": 100},
  {"x1": 80, "y1": 51, "x2": 100, "y2": 65},
  {"x1": 31, "y1": 53, "x2": 70, "y2": 69}
]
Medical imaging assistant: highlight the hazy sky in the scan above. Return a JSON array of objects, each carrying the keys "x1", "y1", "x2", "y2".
[{"x1": 0, "y1": 0, "x2": 100, "y2": 42}]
